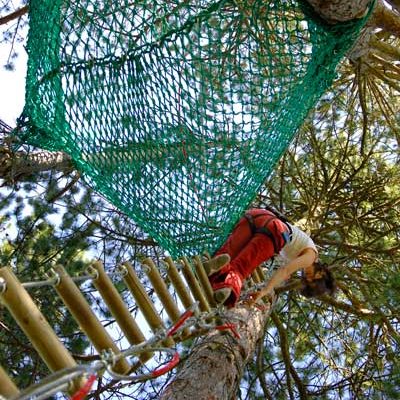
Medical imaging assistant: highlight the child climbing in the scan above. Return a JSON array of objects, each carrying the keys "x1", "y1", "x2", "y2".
[{"x1": 203, "y1": 208, "x2": 335, "y2": 306}]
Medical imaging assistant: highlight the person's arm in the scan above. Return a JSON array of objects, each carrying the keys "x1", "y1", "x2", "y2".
[{"x1": 251, "y1": 248, "x2": 317, "y2": 301}]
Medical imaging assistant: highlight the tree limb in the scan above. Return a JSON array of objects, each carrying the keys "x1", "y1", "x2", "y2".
[
  {"x1": 0, "y1": 148, "x2": 74, "y2": 182},
  {"x1": 0, "y1": 5, "x2": 28, "y2": 26},
  {"x1": 271, "y1": 312, "x2": 308, "y2": 400},
  {"x1": 305, "y1": 0, "x2": 373, "y2": 24},
  {"x1": 369, "y1": 0, "x2": 400, "y2": 38}
]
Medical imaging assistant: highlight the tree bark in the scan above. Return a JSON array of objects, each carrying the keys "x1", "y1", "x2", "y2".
[
  {"x1": 160, "y1": 302, "x2": 273, "y2": 400},
  {"x1": 0, "y1": 148, "x2": 74, "y2": 182},
  {"x1": 305, "y1": 0, "x2": 373, "y2": 23},
  {"x1": 369, "y1": 0, "x2": 400, "y2": 38},
  {"x1": 0, "y1": 5, "x2": 28, "y2": 26}
]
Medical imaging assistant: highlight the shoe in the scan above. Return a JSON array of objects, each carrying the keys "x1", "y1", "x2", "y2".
[
  {"x1": 214, "y1": 288, "x2": 232, "y2": 304},
  {"x1": 203, "y1": 254, "x2": 230, "y2": 276}
]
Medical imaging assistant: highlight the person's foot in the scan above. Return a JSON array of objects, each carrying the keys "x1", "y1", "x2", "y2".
[
  {"x1": 203, "y1": 254, "x2": 230, "y2": 276},
  {"x1": 214, "y1": 287, "x2": 232, "y2": 304}
]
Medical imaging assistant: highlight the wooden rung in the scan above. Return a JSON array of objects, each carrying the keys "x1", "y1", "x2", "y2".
[
  {"x1": 180, "y1": 257, "x2": 210, "y2": 312},
  {"x1": 192, "y1": 255, "x2": 216, "y2": 307},
  {"x1": 163, "y1": 257, "x2": 194, "y2": 310},
  {"x1": 89, "y1": 262, "x2": 148, "y2": 354},
  {"x1": 251, "y1": 270, "x2": 262, "y2": 284},
  {"x1": 53, "y1": 265, "x2": 130, "y2": 374},
  {"x1": 256, "y1": 266, "x2": 266, "y2": 281},
  {"x1": 121, "y1": 262, "x2": 174, "y2": 347},
  {"x1": 141, "y1": 258, "x2": 181, "y2": 323},
  {"x1": 0, "y1": 364, "x2": 19, "y2": 398},
  {"x1": 0, "y1": 267, "x2": 78, "y2": 375},
  {"x1": 89, "y1": 261, "x2": 151, "y2": 365}
]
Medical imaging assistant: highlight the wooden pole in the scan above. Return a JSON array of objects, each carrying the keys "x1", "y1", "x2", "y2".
[
  {"x1": 89, "y1": 261, "x2": 146, "y2": 346},
  {"x1": 53, "y1": 265, "x2": 130, "y2": 374},
  {"x1": 141, "y1": 258, "x2": 181, "y2": 323},
  {"x1": 192, "y1": 255, "x2": 216, "y2": 307},
  {"x1": 180, "y1": 257, "x2": 210, "y2": 312},
  {"x1": 121, "y1": 262, "x2": 174, "y2": 347},
  {"x1": 256, "y1": 266, "x2": 266, "y2": 282},
  {"x1": 0, "y1": 364, "x2": 19, "y2": 398},
  {"x1": 164, "y1": 257, "x2": 194, "y2": 310},
  {"x1": 88, "y1": 261, "x2": 153, "y2": 365},
  {"x1": 0, "y1": 267, "x2": 78, "y2": 374},
  {"x1": 141, "y1": 258, "x2": 191, "y2": 340},
  {"x1": 251, "y1": 270, "x2": 262, "y2": 284}
]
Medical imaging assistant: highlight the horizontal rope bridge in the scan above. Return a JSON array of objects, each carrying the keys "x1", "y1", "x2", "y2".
[{"x1": 0, "y1": 257, "x2": 268, "y2": 400}]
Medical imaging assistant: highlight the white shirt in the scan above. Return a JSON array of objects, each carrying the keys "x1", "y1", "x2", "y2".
[{"x1": 278, "y1": 224, "x2": 318, "y2": 263}]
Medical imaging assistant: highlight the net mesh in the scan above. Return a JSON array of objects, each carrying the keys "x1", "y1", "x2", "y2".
[{"x1": 19, "y1": 0, "x2": 368, "y2": 257}]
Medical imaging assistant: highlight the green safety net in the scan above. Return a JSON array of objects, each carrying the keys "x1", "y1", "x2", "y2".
[{"x1": 19, "y1": 0, "x2": 369, "y2": 257}]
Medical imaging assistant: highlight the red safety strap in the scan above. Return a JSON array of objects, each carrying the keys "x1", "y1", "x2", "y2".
[
  {"x1": 215, "y1": 323, "x2": 241, "y2": 339},
  {"x1": 167, "y1": 309, "x2": 194, "y2": 337},
  {"x1": 70, "y1": 374, "x2": 96, "y2": 400},
  {"x1": 152, "y1": 352, "x2": 180, "y2": 377}
]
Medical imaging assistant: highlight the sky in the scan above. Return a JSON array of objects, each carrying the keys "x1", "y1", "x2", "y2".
[{"x1": 0, "y1": 31, "x2": 26, "y2": 126}]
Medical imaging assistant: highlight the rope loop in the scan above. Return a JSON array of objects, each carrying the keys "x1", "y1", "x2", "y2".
[
  {"x1": 70, "y1": 374, "x2": 97, "y2": 400},
  {"x1": 106, "y1": 348, "x2": 179, "y2": 382}
]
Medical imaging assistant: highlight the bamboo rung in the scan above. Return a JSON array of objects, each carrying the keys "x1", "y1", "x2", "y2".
[
  {"x1": 53, "y1": 265, "x2": 130, "y2": 374},
  {"x1": 164, "y1": 257, "x2": 194, "y2": 310},
  {"x1": 256, "y1": 266, "x2": 265, "y2": 282},
  {"x1": 181, "y1": 257, "x2": 210, "y2": 312},
  {"x1": 142, "y1": 258, "x2": 181, "y2": 323},
  {"x1": 122, "y1": 262, "x2": 174, "y2": 347},
  {"x1": 89, "y1": 261, "x2": 151, "y2": 364},
  {"x1": 0, "y1": 267, "x2": 78, "y2": 375},
  {"x1": 251, "y1": 270, "x2": 262, "y2": 284},
  {"x1": 0, "y1": 364, "x2": 19, "y2": 398},
  {"x1": 90, "y1": 261, "x2": 145, "y2": 346},
  {"x1": 142, "y1": 258, "x2": 192, "y2": 340},
  {"x1": 192, "y1": 255, "x2": 216, "y2": 307}
]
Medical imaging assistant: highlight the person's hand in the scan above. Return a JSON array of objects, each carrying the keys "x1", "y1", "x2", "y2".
[{"x1": 244, "y1": 288, "x2": 273, "y2": 305}]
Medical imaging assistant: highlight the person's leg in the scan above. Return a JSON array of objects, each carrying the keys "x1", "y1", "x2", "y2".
[
  {"x1": 204, "y1": 216, "x2": 253, "y2": 276},
  {"x1": 210, "y1": 211, "x2": 283, "y2": 306},
  {"x1": 210, "y1": 233, "x2": 275, "y2": 303},
  {"x1": 214, "y1": 217, "x2": 253, "y2": 260},
  {"x1": 229, "y1": 233, "x2": 275, "y2": 279}
]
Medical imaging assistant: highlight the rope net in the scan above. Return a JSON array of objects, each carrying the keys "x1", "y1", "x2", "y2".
[{"x1": 19, "y1": 0, "x2": 368, "y2": 257}]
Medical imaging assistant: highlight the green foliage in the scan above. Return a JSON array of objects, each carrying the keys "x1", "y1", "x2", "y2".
[{"x1": 250, "y1": 58, "x2": 400, "y2": 399}]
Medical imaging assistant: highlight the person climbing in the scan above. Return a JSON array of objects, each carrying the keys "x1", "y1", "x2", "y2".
[{"x1": 203, "y1": 208, "x2": 335, "y2": 307}]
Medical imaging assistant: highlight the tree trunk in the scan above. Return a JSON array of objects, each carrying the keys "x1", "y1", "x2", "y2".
[
  {"x1": 0, "y1": 148, "x2": 74, "y2": 182},
  {"x1": 305, "y1": 0, "x2": 373, "y2": 23},
  {"x1": 160, "y1": 302, "x2": 273, "y2": 400}
]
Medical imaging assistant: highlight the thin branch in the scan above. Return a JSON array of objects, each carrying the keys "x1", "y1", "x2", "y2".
[
  {"x1": 0, "y1": 5, "x2": 29, "y2": 26},
  {"x1": 271, "y1": 312, "x2": 309, "y2": 400},
  {"x1": 256, "y1": 339, "x2": 274, "y2": 400},
  {"x1": 370, "y1": 0, "x2": 400, "y2": 38}
]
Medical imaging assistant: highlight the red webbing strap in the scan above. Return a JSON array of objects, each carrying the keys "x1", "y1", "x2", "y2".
[
  {"x1": 70, "y1": 374, "x2": 96, "y2": 400},
  {"x1": 152, "y1": 352, "x2": 180, "y2": 378},
  {"x1": 215, "y1": 323, "x2": 241, "y2": 339},
  {"x1": 167, "y1": 309, "x2": 194, "y2": 337}
]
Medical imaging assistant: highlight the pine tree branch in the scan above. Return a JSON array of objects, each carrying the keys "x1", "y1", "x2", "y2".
[
  {"x1": 256, "y1": 338, "x2": 274, "y2": 400},
  {"x1": 271, "y1": 312, "x2": 308, "y2": 400},
  {"x1": 370, "y1": 0, "x2": 400, "y2": 38},
  {"x1": 0, "y1": 5, "x2": 28, "y2": 26},
  {"x1": 0, "y1": 147, "x2": 74, "y2": 182}
]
